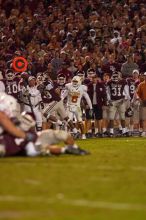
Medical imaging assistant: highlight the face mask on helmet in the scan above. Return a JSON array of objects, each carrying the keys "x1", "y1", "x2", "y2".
[
  {"x1": 5, "y1": 70, "x2": 15, "y2": 81},
  {"x1": 0, "y1": 92, "x2": 18, "y2": 118},
  {"x1": 111, "y1": 74, "x2": 119, "y2": 82},
  {"x1": 57, "y1": 76, "x2": 66, "y2": 85},
  {"x1": 37, "y1": 75, "x2": 43, "y2": 83},
  {"x1": 77, "y1": 72, "x2": 85, "y2": 82},
  {"x1": 43, "y1": 73, "x2": 49, "y2": 82},
  {"x1": 72, "y1": 76, "x2": 81, "y2": 87}
]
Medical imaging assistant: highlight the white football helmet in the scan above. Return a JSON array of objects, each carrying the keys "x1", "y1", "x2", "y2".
[
  {"x1": 72, "y1": 76, "x2": 81, "y2": 87},
  {"x1": 19, "y1": 112, "x2": 36, "y2": 131},
  {"x1": 0, "y1": 92, "x2": 18, "y2": 117}
]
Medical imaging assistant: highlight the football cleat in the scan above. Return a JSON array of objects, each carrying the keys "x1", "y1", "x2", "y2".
[
  {"x1": 65, "y1": 146, "x2": 90, "y2": 155},
  {"x1": 73, "y1": 131, "x2": 81, "y2": 139},
  {"x1": 95, "y1": 133, "x2": 103, "y2": 138},
  {"x1": 86, "y1": 132, "x2": 93, "y2": 138},
  {"x1": 109, "y1": 133, "x2": 114, "y2": 137}
]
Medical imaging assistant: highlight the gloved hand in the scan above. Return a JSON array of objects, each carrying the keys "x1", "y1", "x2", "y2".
[
  {"x1": 25, "y1": 132, "x2": 37, "y2": 143},
  {"x1": 23, "y1": 89, "x2": 30, "y2": 97},
  {"x1": 89, "y1": 109, "x2": 93, "y2": 118}
]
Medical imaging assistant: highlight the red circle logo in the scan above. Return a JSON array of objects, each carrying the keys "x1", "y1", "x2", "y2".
[{"x1": 12, "y1": 57, "x2": 28, "y2": 72}]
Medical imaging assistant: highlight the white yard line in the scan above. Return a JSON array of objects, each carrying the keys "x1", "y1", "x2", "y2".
[{"x1": 0, "y1": 195, "x2": 146, "y2": 211}]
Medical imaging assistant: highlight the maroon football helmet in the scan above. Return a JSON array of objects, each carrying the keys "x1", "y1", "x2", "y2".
[
  {"x1": 5, "y1": 69, "x2": 15, "y2": 81},
  {"x1": 57, "y1": 74, "x2": 66, "y2": 85}
]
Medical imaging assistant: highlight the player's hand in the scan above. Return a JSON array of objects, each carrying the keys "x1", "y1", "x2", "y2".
[{"x1": 24, "y1": 89, "x2": 30, "y2": 97}]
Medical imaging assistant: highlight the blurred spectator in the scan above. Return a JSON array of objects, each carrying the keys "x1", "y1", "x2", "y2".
[{"x1": 121, "y1": 54, "x2": 139, "y2": 78}]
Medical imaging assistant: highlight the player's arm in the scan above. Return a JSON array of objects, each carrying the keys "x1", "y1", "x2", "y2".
[
  {"x1": 106, "y1": 85, "x2": 111, "y2": 101},
  {"x1": 61, "y1": 89, "x2": 68, "y2": 100},
  {"x1": 123, "y1": 84, "x2": 131, "y2": 100},
  {"x1": 0, "y1": 112, "x2": 26, "y2": 138},
  {"x1": 83, "y1": 91, "x2": 92, "y2": 109}
]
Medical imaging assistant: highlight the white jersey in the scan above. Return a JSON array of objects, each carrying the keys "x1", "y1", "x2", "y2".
[
  {"x1": 22, "y1": 86, "x2": 42, "y2": 107},
  {"x1": 62, "y1": 83, "x2": 92, "y2": 108},
  {"x1": 36, "y1": 129, "x2": 68, "y2": 147}
]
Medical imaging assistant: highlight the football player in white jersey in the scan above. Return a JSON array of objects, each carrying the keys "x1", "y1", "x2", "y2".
[{"x1": 62, "y1": 76, "x2": 93, "y2": 139}]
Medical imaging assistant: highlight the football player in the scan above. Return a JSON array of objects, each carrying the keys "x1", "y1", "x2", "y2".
[
  {"x1": 107, "y1": 72, "x2": 131, "y2": 136},
  {"x1": 21, "y1": 76, "x2": 43, "y2": 131},
  {"x1": 4, "y1": 69, "x2": 22, "y2": 101},
  {"x1": 62, "y1": 76, "x2": 93, "y2": 139},
  {"x1": 126, "y1": 69, "x2": 140, "y2": 135},
  {"x1": 0, "y1": 93, "x2": 89, "y2": 157},
  {"x1": 38, "y1": 73, "x2": 77, "y2": 133},
  {"x1": 0, "y1": 92, "x2": 37, "y2": 157}
]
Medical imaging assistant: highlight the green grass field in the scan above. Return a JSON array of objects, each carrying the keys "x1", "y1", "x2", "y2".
[{"x1": 0, "y1": 138, "x2": 146, "y2": 220}]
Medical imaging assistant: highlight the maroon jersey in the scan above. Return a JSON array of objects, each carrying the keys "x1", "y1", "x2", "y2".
[
  {"x1": 83, "y1": 78, "x2": 92, "y2": 86},
  {"x1": 107, "y1": 79, "x2": 127, "y2": 101},
  {"x1": 41, "y1": 80, "x2": 61, "y2": 103},
  {"x1": 87, "y1": 81, "x2": 107, "y2": 107},
  {"x1": 0, "y1": 132, "x2": 37, "y2": 157},
  {"x1": 126, "y1": 78, "x2": 140, "y2": 100},
  {"x1": 5, "y1": 77, "x2": 22, "y2": 100},
  {"x1": 56, "y1": 83, "x2": 66, "y2": 94}
]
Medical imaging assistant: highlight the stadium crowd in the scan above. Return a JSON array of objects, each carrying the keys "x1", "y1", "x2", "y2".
[{"x1": 0, "y1": 0, "x2": 146, "y2": 150}]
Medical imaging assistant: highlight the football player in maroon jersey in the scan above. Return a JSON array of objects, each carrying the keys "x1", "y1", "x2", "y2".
[
  {"x1": 107, "y1": 72, "x2": 131, "y2": 136},
  {"x1": 38, "y1": 73, "x2": 78, "y2": 135},
  {"x1": 126, "y1": 69, "x2": 140, "y2": 135},
  {"x1": 4, "y1": 69, "x2": 22, "y2": 100}
]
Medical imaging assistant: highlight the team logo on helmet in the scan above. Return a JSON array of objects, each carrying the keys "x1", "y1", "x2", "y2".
[{"x1": 125, "y1": 107, "x2": 133, "y2": 117}]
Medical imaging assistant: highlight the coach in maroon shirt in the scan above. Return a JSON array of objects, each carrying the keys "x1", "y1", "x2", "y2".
[{"x1": 86, "y1": 75, "x2": 107, "y2": 137}]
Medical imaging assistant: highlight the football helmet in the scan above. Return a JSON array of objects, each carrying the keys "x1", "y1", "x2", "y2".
[
  {"x1": 87, "y1": 69, "x2": 96, "y2": 79},
  {"x1": 71, "y1": 75, "x2": 81, "y2": 87},
  {"x1": 21, "y1": 72, "x2": 29, "y2": 80},
  {"x1": 36, "y1": 72, "x2": 43, "y2": 84},
  {"x1": 5, "y1": 69, "x2": 15, "y2": 81},
  {"x1": 111, "y1": 72, "x2": 120, "y2": 82},
  {"x1": 0, "y1": 92, "x2": 18, "y2": 118},
  {"x1": 76, "y1": 71, "x2": 85, "y2": 82},
  {"x1": 19, "y1": 112, "x2": 36, "y2": 131},
  {"x1": 57, "y1": 74, "x2": 66, "y2": 85},
  {"x1": 125, "y1": 107, "x2": 133, "y2": 117}
]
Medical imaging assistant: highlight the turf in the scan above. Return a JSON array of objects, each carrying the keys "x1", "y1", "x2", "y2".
[{"x1": 0, "y1": 138, "x2": 146, "y2": 220}]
